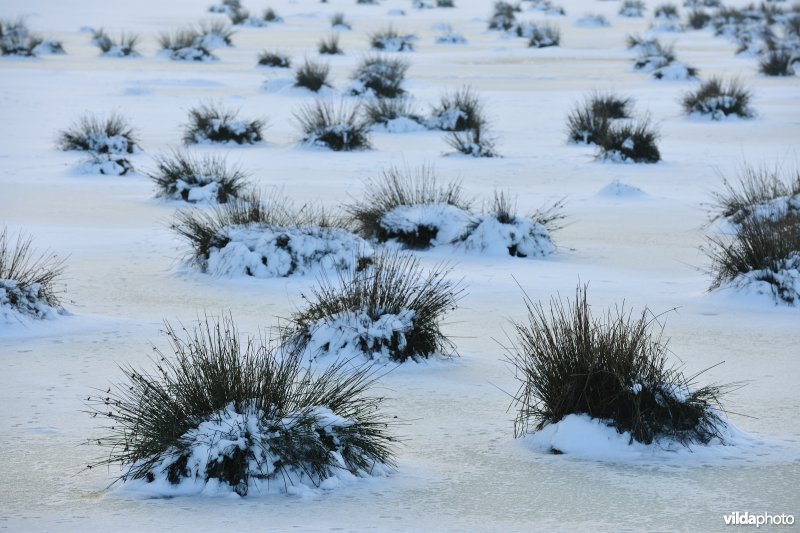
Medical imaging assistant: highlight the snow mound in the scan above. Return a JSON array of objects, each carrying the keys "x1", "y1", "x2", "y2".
[
  {"x1": 435, "y1": 32, "x2": 467, "y2": 45},
  {"x1": 297, "y1": 310, "x2": 417, "y2": 363},
  {"x1": 526, "y1": 413, "x2": 760, "y2": 462},
  {"x1": 121, "y1": 402, "x2": 387, "y2": 498},
  {"x1": 459, "y1": 215, "x2": 555, "y2": 258},
  {"x1": 575, "y1": 15, "x2": 610, "y2": 28},
  {"x1": 597, "y1": 181, "x2": 646, "y2": 198},
  {"x1": 0, "y1": 279, "x2": 62, "y2": 322},
  {"x1": 379, "y1": 203, "x2": 474, "y2": 248},
  {"x1": 77, "y1": 154, "x2": 133, "y2": 176},
  {"x1": 204, "y1": 225, "x2": 372, "y2": 278},
  {"x1": 729, "y1": 195, "x2": 800, "y2": 225},
  {"x1": 372, "y1": 117, "x2": 427, "y2": 134},
  {"x1": 162, "y1": 47, "x2": 217, "y2": 62}
]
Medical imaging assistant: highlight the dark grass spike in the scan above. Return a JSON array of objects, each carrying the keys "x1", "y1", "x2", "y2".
[
  {"x1": 0, "y1": 227, "x2": 66, "y2": 310},
  {"x1": 85, "y1": 313, "x2": 398, "y2": 493},
  {"x1": 295, "y1": 100, "x2": 371, "y2": 151},
  {"x1": 294, "y1": 59, "x2": 331, "y2": 92},
  {"x1": 148, "y1": 150, "x2": 250, "y2": 204},
  {"x1": 428, "y1": 86, "x2": 486, "y2": 132},
  {"x1": 596, "y1": 116, "x2": 661, "y2": 163},
  {"x1": 183, "y1": 102, "x2": 265, "y2": 145},
  {"x1": 705, "y1": 212, "x2": 800, "y2": 303},
  {"x1": 759, "y1": 49, "x2": 796, "y2": 76},
  {"x1": 331, "y1": 13, "x2": 352, "y2": 30},
  {"x1": 349, "y1": 55, "x2": 409, "y2": 98},
  {"x1": 506, "y1": 284, "x2": 732, "y2": 445},
  {"x1": 712, "y1": 163, "x2": 800, "y2": 223},
  {"x1": 257, "y1": 50, "x2": 290, "y2": 67},
  {"x1": 363, "y1": 97, "x2": 424, "y2": 127},
  {"x1": 681, "y1": 76, "x2": 754, "y2": 118},
  {"x1": 283, "y1": 250, "x2": 464, "y2": 362},
  {"x1": 57, "y1": 113, "x2": 139, "y2": 154},
  {"x1": 346, "y1": 164, "x2": 470, "y2": 244},
  {"x1": 318, "y1": 34, "x2": 343, "y2": 55}
]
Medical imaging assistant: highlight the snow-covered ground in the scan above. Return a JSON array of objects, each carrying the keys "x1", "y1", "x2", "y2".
[{"x1": 1, "y1": 0, "x2": 799, "y2": 531}]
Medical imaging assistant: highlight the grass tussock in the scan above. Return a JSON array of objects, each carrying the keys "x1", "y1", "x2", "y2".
[
  {"x1": 148, "y1": 150, "x2": 250, "y2": 204},
  {"x1": 157, "y1": 28, "x2": 216, "y2": 61},
  {"x1": 489, "y1": 1, "x2": 520, "y2": 31},
  {"x1": 686, "y1": 9, "x2": 712, "y2": 29},
  {"x1": 283, "y1": 250, "x2": 463, "y2": 363},
  {"x1": 619, "y1": 0, "x2": 646, "y2": 17},
  {"x1": 318, "y1": 34, "x2": 343, "y2": 55},
  {"x1": 681, "y1": 76, "x2": 754, "y2": 119},
  {"x1": 294, "y1": 59, "x2": 331, "y2": 92},
  {"x1": 705, "y1": 212, "x2": 800, "y2": 304},
  {"x1": 363, "y1": 97, "x2": 424, "y2": 127},
  {"x1": 507, "y1": 284, "x2": 731, "y2": 445},
  {"x1": 295, "y1": 100, "x2": 371, "y2": 151},
  {"x1": 596, "y1": 117, "x2": 661, "y2": 163},
  {"x1": 0, "y1": 228, "x2": 66, "y2": 315},
  {"x1": 712, "y1": 163, "x2": 800, "y2": 224},
  {"x1": 759, "y1": 49, "x2": 796, "y2": 76},
  {"x1": 57, "y1": 113, "x2": 139, "y2": 154},
  {"x1": 566, "y1": 92, "x2": 633, "y2": 144},
  {"x1": 349, "y1": 55, "x2": 409, "y2": 98},
  {"x1": 257, "y1": 50, "x2": 290, "y2": 68},
  {"x1": 331, "y1": 13, "x2": 352, "y2": 30},
  {"x1": 86, "y1": 313, "x2": 397, "y2": 495},
  {"x1": 183, "y1": 102, "x2": 265, "y2": 145},
  {"x1": 427, "y1": 86, "x2": 486, "y2": 132},
  {"x1": 91, "y1": 29, "x2": 140, "y2": 57},
  {"x1": 346, "y1": 164, "x2": 470, "y2": 245},
  {"x1": 445, "y1": 121, "x2": 500, "y2": 158},
  {"x1": 527, "y1": 24, "x2": 561, "y2": 48},
  {"x1": 369, "y1": 27, "x2": 415, "y2": 52}
]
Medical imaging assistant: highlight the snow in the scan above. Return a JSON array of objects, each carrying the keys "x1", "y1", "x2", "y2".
[
  {"x1": 380, "y1": 203, "x2": 474, "y2": 247},
  {"x1": 0, "y1": 280, "x2": 63, "y2": 322},
  {"x1": 652, "y1": 61, "x2": 698, "y2": 80},
  {"x1": 459, "y1": 215, "x2": 555, "y2": 258},
  {"x1": 1, "y1": 0, "x2": 800, "y2": 529},
  {"x1": 203, "y1": 225, "x2": 372, "y2": 278}
]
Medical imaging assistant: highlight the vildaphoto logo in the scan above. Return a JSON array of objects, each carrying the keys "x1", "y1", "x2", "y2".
[{"x1": 723, "y1": 512, "x2": 795, "y2": 527}]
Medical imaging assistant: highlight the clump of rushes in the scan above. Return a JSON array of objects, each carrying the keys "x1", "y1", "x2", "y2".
[
  {"x1": 0, "y1": 19, "x2": 63, "y2": 56},
  {"x1": 263, "y1": 7, "x2": 283, "y2": 22},
  {"x1": 295, "y1": 100, "x2": 371, "y2": 151},
  {"x1": 566, "y1": 92, "x2": 633, "y2": 144},
  {"x1": 596, "y1": 117, "x2": 661, "y2": 163},
  {"x1": 369, "y1": 26, "x2": 415, "y2": 52},
  {"x1": 171, "y1": 191, "x2": 365, "y2": 277},
  {"x1": 427, "y1": 86, "x2": 486, "y2": 131},
  {"x1": 331, "y1": 12, "x2": 352, "y2": 29},
  {"x1": 294, "y1": 59, "x2": 332, "y2": 92},
  {"x1": 654, "y1": 3, "x2": 680, "y2": 20},
  {"x1": 86, "y1": 314, "x2": 397, "y2": 496},
  {"x1": 91, "y1": 29, "x2": 140, "y2": 57},
  {"x1": 712, "y1": 163, "x2": 800, "y2": 224},
  {"x1": 346, "y1": 164, "x2": 472, "y2": 248},
  {"x1": 57, "y1": 113, "x2": 139, "y2": 154},
  {"x1": 363, "y1": 97, "x2": 425, "y2": 127},
  {"x1": 706, "y1": 211, "x2": 800, "y2": 304},
  {"x1": 445, "y1": 120, "x2": 500, "y2": 158},
  {"x1": 619, "y1": 0, "x2": 646, "y2": 17},
  {"x1": 686, "y1": 9, "x2": 711, "y2": 29},
  {"x1": 158, "y1": 28, "x2": 216, "y2": 61},
  {"x1": 282, "y1": 250, "x2": 463, "y2": 363},
  {"x1": 527, "y1": 24, "x2": 560, "y2": 48},
  {"x1": 196, "y1": 20, "x2": 236, "y2": 47},
  {"x1": 488, "y1": 1, "x2": 520, "y2": 31},
  {"x1": 681, "y1": 77, "x2": 754, "y2": 119},
  {"x1": 349, "y1": 55, "x2": 409, "y2": 98},
  {"x1": 0, "y1": 227, "x2": 66, "y2": 320},
  {"x1": 183, "y1": 102, "x2": 265, "y2": 145},
  {"x1": 318, "y1": 34, "x2": 342, "y2": 55},
  {"x1": 148, "y1": 150, "x2": 250, "y2": 204},
  {"x1": 257, "y1": 50, "x2": 290, "y2": 68},
  {"x1": 507, "y1": 284, "x2": 731, "y2": 445},
  {"x1": 759, "y1": 49, "x2": 796, "y2": 76}
]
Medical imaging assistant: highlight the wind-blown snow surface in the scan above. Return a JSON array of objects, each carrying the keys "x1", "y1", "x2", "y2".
[{"x1": 1, "y1": 0, "x2": 799, "y2": 531}]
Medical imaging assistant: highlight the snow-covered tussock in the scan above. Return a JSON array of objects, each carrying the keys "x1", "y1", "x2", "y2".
[
  {"x1": 460, "y1": 215, "x2": 555, "y2": 258},
  {"x1": 205, "y1": 225, "x2": 372, "y2": 278},
  {"x1": 0, "y1": 279, "x2": 61, "y2": 321}
]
